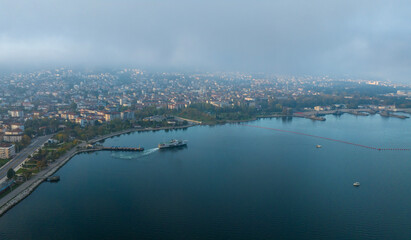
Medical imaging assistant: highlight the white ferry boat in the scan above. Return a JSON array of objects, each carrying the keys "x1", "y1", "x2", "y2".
[{"x1": 158, "y1": 139, "x2": 188, "y2": 149}]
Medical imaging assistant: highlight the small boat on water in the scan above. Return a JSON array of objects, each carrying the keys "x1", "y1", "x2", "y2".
[
  {"x1": 353, "y1": 182, "x2": 360, "y2": 187},
  {"x1": 47, "y1": 176, "x2": 60, "y2": 182},
  {"x1": 316, "y1": 145, "x2": 322, "y2": 148}
]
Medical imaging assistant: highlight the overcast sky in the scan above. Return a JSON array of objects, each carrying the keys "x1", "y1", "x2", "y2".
[{"x1": 0, "y1": 0, "x2": 410, "y2": 81}]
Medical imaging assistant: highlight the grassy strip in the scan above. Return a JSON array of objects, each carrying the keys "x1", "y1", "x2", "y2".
[{"x1": 0, "y1": 159, "x2": 11, "y2": 169}]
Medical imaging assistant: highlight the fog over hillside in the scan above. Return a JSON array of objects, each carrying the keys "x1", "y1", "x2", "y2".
[{"x1": 0, "y1": 0, "x2": 410, "y2": 82}]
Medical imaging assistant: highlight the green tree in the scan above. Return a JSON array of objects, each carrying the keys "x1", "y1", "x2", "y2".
[
  {"x1": 7, "y1": 168, "x2": 15, "y2": 179},
  {"x1": 70, "y1": 102, "x2": 78, "y2": 111},
  {"x1": 22, "y1": 169, "x2": 32, "y2": 181}
]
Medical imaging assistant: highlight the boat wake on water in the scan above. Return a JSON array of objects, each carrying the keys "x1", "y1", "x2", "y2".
[
  {"x1": 111, "y1": 147, "x2": 159, "y2": 160},
  {"x1": 142, "y1": 147, "x2": 160, "y2": 155}
]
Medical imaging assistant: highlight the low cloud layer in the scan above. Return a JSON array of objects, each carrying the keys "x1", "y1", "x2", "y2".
[{"x1": 1, "y1": 0, "x2": 410, "y2": 82}]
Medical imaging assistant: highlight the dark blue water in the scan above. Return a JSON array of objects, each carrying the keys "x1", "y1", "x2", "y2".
[{"x1": 1, "y1": 114, "x2": 411, "y2": 240}]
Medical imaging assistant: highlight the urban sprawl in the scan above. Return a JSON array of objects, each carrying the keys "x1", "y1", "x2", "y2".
[{"x1": 1, "y1": 68, "x2": 411, "y2": 162}]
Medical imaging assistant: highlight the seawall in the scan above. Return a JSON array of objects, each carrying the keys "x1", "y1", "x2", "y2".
[{"x1": 0, "y1": 125, "x2": 195, "y2": 217}]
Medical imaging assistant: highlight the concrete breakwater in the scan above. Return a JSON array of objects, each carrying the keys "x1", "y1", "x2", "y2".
[
  {"x1": 0, "y1": 178, "x2": 44, "y2": 216},
  {"x1": 0, "y1": 148, "x2": 95, "y2": 217}
]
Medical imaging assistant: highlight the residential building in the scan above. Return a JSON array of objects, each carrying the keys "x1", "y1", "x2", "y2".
[
  {"x1": 0, "y1": 143, "x2": 15, "y2": 159},
  {"x1": 3, "y1": 129, "x2": 24, "y2": 142}
]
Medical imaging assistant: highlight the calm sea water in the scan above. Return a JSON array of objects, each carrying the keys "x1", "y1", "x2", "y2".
[{"x1": 1, "y1": 114, "x2": 411, "y2": 240}]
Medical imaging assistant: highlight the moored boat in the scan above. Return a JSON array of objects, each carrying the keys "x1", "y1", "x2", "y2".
[{"x1": 47, "y1": 176, "x2": 60, "y2": 182}]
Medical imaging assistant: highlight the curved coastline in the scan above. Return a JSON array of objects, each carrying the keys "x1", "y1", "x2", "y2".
[
  {"x1": 0, "y1": 125, "x2": 195, "y2": 217},
  {"x1": 2, "y1": 110, "x2": 409, "y2": 217}
]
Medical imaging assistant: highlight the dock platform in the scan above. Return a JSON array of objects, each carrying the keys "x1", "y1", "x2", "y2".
[{"x1": 102, "y1": 147, "x2": 144, "y2": 152}]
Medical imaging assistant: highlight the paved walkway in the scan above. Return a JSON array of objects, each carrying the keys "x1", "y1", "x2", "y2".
[
  {"x1": 0, "y1": 142, "x2": 86, "y2": 216},
  {"x1": 0, "y1": 125, "x2": 195, "y2": 216}
]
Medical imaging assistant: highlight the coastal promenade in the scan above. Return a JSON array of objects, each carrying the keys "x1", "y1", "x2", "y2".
[
  {"x1": 0, "y1": 141, "x2": 86, "y2": 216},
  {"x1": 173, "y1": 116, "x2": 203, "y2": 124},
  {"x1": 89, "y1": 128, "x2": 142, "y2": 144},
  {"x1": 0, "y1": 135, "x2": 53, "y2": 184},
  {"x1": 0, "y1": 125, "x2": 195, "y2": 217},
  {"x1": 89, "y1": 125, "x2": 193, "y2": 144}
]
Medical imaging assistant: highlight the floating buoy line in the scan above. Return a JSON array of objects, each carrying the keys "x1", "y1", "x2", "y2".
[{"x1": 242, "y1": 124, "x2": 410, "y2": 151}]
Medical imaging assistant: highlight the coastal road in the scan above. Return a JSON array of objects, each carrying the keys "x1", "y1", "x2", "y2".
[{"x1": 0, "y1": 135, "x2": 52, "y2": 181}]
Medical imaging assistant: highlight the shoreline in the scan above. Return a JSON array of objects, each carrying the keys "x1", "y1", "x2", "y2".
[
  {"x1": 89, "y1": 125, "x2": 195, "y2": 144},
  {"x1": 0, "y1": 124, "x2": 195, "y2": 217},
  {"x1": 1, "y1": 111, "x2": 410, "y2": 217}
]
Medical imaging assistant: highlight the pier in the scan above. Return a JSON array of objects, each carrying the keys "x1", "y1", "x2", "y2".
[
  {"x1": 379, "y1": 111, "x2": 409, "y2": 119},
  {"x1": 348, "y1": 111, "x2": 369, "y2": 116},
  {"x1": 101, "y1": 147, "x2": 144, "y2": 152},
  {"x1": 84, "y1": 145, "x2": 145, "y2": 152},
  {"x1": 1, "y1": 125, "x2": 196, "y2": 216}
]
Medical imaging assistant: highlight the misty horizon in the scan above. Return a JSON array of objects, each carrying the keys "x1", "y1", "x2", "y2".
[{"x1": 1, "y1": 0, "x2": 410, "y2": 82}]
